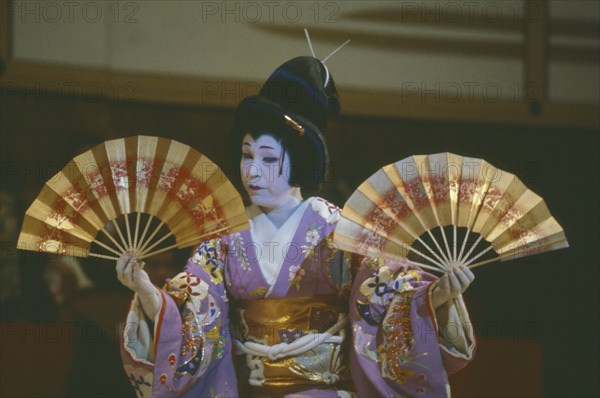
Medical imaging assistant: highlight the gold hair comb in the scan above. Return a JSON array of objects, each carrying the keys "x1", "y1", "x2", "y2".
[{"x1": 284, "y1": 115, "x2": 305, "y2": 136}]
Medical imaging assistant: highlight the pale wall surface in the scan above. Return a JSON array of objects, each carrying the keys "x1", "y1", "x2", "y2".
[{"x1": 11, "y1": 0, "x2": 599, "y2": 102}]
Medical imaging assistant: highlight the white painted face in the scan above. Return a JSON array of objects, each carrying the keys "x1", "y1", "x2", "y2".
[{"x1": 240, "y1": 134, "x2": 295, "y2": 211}]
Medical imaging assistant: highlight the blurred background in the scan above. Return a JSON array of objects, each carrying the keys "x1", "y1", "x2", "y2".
[{"x1": 0, "y1": 0, "x2": 598, "y2": 397}]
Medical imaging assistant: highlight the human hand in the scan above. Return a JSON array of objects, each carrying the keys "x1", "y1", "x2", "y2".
[
  {"x1": 431, "y1": 264, "x2": 475, "y2": 310},
  {"x1": 116, "y1": 251, "x2": 153, "y2": 295}
]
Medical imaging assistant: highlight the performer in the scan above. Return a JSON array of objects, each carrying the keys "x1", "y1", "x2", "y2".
[{"x1": 117, "y1": 56, "x2": 475, "y2": 397}]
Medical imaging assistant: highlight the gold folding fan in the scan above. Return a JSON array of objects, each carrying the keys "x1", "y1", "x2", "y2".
[
  {"x1": 18, "y1": 135, "x2": 249, "y2": 261},
  {"x1": 334, "y1": 152, "x2": 568, "y2": 273}
]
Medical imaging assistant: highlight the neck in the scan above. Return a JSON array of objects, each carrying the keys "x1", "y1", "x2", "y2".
[{"x1": 259, "y1": 194, "x2": 303, "y2": 228}]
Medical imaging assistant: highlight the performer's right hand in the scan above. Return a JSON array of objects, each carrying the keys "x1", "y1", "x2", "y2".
[
  {"x1": 116, "y1": 251, "x2": 153, "y2": 294},
  {"x1": 116, "y1": 252, "x2": 160, "y2": 319}
]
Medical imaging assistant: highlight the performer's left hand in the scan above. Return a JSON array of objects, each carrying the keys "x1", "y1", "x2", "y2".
[{"x1": 431, "y1": 265, "x2": 475, "y2": 309}]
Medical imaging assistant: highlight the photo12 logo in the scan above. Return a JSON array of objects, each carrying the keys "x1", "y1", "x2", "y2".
[
  {"x1": 200, "y1": 1, "x2": 340, "y2": 24},
  {"x1": 1, "y1": 81, "x2": 139, "y2": 103},
  {"x1": 5, "y1": 1, "x2": 139, "y2": 23}
]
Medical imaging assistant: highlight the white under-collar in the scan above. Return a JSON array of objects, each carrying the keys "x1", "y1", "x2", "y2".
[{"x1": 246, "y1": 197, "x2": 314, "y2": 287}]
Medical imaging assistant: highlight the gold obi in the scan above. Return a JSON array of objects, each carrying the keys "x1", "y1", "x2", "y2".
[{"x1": 232, "y1": 294, "x2": 354, "y2": 397}]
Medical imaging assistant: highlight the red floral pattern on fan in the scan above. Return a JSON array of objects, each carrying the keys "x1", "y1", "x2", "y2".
[
  {"x1": 367, "y1": 206, "x2": 397, "y2": 236},
  {"x1": 503, "y1": 227, "x2": 547, "y2": 257},
  {"x1": 358, "y1": 228, "x2": 387, "y2": 253},
  {"x1": 459, "y1": 178, "x2": 479, "y2": 204},
  {"x1": 57, "y1": 159, "x2": 226, "y2": 236},
  {"x1": 403, "y1": 177, "x2": 429, "y2": 209},
  {"x1": 357, "y1": 208, "x2": 410, "y2": 258},
  {"x1": 500, "y1": 204, "x2": 525, "y2": 227},
  {"x1": 111, "y1": 160, "x2": 129, "y2": 190},
  {"x1": 49, "y1": 197, "x2": 79, "y2": 228},
  {"x1": 49, "y1": 161, "x2": 127, "y2": 231},
  {"x1": 136, "y1": 158, "x2": 155, "y2": 188},
  {"x1": 449, "y1": 175, "x2": 459, "y2": 191},
  {"x1": 158, "y1": 164, "x2": 180, "y2": 192},
  {"x1": 426, "y1": 175, "x2": 449, "y2": 205},
  {"x1": 381, "y1": 189, "x2": 411, "y2": 220},
  {"x1": 174, "y1": 172, "x2": 211, "y2": 206},
  {"x1": 38, "y1": 224, "x2": 68, "y2": 253},
  {"x1": 63, "y1": 182, "x2": 91, "y2": 213},
  {"x1": 510, "y1": 228, "x2": 536, "y2": 243},
  {"x1": 157, "y1": 166, "x2": 226, "y2": 230},
  {"x1": 481, "y1": 186, "x2": 504, "y2": 213},
  {"x1": 87, "y1": 167, "x2": 110, "y2": 198},
  {"x1": 46, "y1": 172, "x2": 101, "y2": 238}
]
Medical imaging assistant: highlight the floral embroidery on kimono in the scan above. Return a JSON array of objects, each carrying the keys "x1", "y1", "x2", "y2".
[{"x1": 192, "y1": 239, "x2": 225, "y2": 285}]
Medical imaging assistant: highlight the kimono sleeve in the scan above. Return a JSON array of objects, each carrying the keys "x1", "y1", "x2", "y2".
[
  {"x1": 349, "y1": 258, "x2": 475, "y2": 397},
  {"x1": 120, "y1": 238, "x2": 237, "y2": 397}
]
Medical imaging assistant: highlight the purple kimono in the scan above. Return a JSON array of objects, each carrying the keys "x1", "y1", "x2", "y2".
[{"x1": 121, "y1": 197, "x2": 475, "y2": 397}]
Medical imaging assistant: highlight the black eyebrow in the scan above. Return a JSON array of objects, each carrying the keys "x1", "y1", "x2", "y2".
[{"x1": 242, "y1": 142, "x2": 276, "y2": 150}]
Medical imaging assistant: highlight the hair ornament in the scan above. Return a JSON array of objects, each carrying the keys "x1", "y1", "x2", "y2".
[
  {"x1": 303, "y1": 28, "x2": 350, "y2": 87},
  {"x1": 284, "y1": 115, "x2": 305, "y2": 136}
]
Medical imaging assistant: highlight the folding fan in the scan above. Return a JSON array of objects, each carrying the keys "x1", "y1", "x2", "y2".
[
  {"x1": 18, "y1": 136, "x2": 249, "y2": 261},
  {"x1": 333, "y1": 152, "x2": 568, "y2": 273}
]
